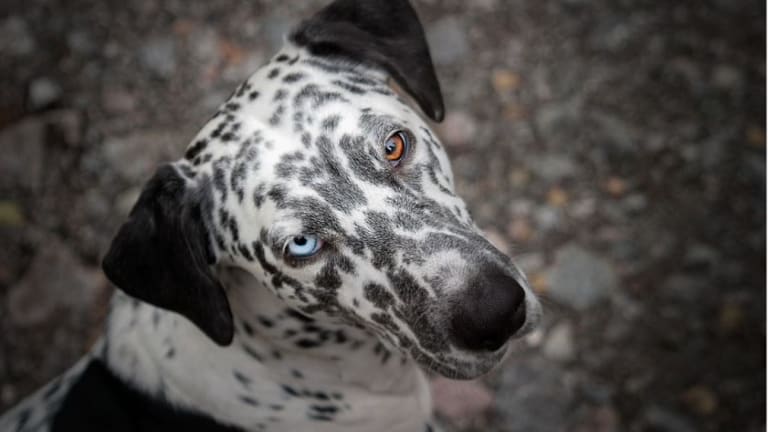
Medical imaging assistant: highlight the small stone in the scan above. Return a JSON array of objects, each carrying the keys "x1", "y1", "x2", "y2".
[
  {"x1": 67, "y1": 30, "x2": 94, "y2": 54},
  {"x1": 507, "y1": 217, "x2": 533, "y2": 242},
  {"x1": 28, "y1": 77, "x2": 62, "y2": 110},
  {"x1": 533, "y1": 206, "x2": 561, "y2": 231},
  {"x1": 0, "y1": 201, "x2": 24, "y2": 227},
  {"x1": 622, "y1": 193, "x2": 647, "y2": 212},
  {"x1": 548, "y1": 244, "x2": 618, "y2": 310},
  {"x1": 529, "y1": 272, "x2": 548, "y2": 294},
  {"x1": 102, "y1": 87, "x2": 137, "y2": 114},
  {"x1": 542, "y1": 322, "x2": 575, "y2": 362},
  {"x1": 0, "y1": 17, "x2": 35, "y2": 56},
  {"x1": 426, "y1": 16, "x2": 469, "y2": 65},
  {"x1": 7, "y1": 237, "x2": 105, "y2": 327},
  {"x1": 430, "y1": 377, "x2": 494, "y2": 422},
  {"x1": 0, "y1": 117, "x2": 45, "y2": 190},
  {"x1": 547, "y1": 186, "x2": 569, "y2": 207},
  {"x1": 570, "y1": 197, "x2": 597, "y2": 218},
  {"x1": 44, "y1": 109, "x2": 83, "y2": 147},
  {"x1": 102, "y1": 130, "x2": 183, "y2": 181},
  {"x1": 746, "y1": 126, "x2": 764, "y2": 147},
  {"x1": 492, "y1": 69, "x2": 522, "y2": 93},
  {"x1": 509, "y1": 169, "x2": 531, "y2": 187},
  {"x1": 139, "y1": 36, "x2": 177, "y2": 78},
  {"x1": 604, "y1": 176, "x2": 626, "y2": 197},
  {"x1": 711, "y1": 64, "x2": 742, "y2": 89},
  {"x1": 435, "y1": 111, "x2": 477, "y2": 148},
  {"x1": 681, "y1": 385, "x2": 718, "y2": 416},
  {"x1": 527, "y1": 153, "x2": 577, "y2": 182},
  {"x1": 643, "y1": 406, "x2": 697, "y2": 432},
  {"x1": 718, "y1": 302, "x2": 744, "y2": 333}
]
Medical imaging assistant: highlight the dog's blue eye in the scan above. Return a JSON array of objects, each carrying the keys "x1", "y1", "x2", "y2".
[{"x1": 285, "y1": 235, "x2": 323, "y2": 258}]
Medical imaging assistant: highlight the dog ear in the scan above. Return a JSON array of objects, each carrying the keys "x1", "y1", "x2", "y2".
[
  {"x1": 102, "y1": 165, "x2": 234, "y2": 346},
  {"x1": 291, "y1": 0, "x2": 445, "y2": 122}
]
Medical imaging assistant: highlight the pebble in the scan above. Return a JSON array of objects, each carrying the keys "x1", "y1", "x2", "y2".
[
  {"x1": 0, "y1": 17, "x2": 35, "y2": 56},
  {"x1": 101, "y1": 130, "x2": 183, "y2": 181},
  {"x1": 139, "y1": 36, "x2": 178, "y2": 78},
  {"x1": 542, "y1": 321, "x2": 576, "y2": 362},
  {"x1": 430, "y1": 377, "x2": 494, "y2": 422},
  {"x1": 548, "y1": 244, "x2": 618, "y2": 310},
  {"x1": 102, "y1": 87, "x2": 137, "y2": 114},
  {"x1": 0, "y1": 201, "x2": 24, "y2": 227},
  {"x1": 426, "y1": 16, "x2": 469, "y2": 65},
  {"x1": 495, "y1": 358, "x2": 572, "y2": 432},
  {"x1": 527, "y1": 153, "x2": 577, "y2": 182},
  {"x1": 533, "y1": 206, "x2": 561, "y2": 231},
  {"x1": 0, "y1": 117, "x2": 45, "y2": 190},
  {"x1": 435, "y1": 110, "x2": 477, "y2": 148},
  {"x1": 681, "y1": 385, "x2": 718, "y2": 416},
  {"x1": 7, "y1": 237, "x2": 105, "y2": 327},
  {"x1": 643, "y1": 406, "x2": 697, "y2": 432},
  {"x1": 28, "y1": 77, "x2": 62, "y2": 110}
]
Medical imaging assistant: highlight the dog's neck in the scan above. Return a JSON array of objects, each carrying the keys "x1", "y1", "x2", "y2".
[{"x1": 101, "y1": 267, "x2": 434, "y2": 431}]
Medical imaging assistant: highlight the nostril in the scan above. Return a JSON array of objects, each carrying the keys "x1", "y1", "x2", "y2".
[{"x1": 450, "y1": 269, "x2": 527, "y2": 352}]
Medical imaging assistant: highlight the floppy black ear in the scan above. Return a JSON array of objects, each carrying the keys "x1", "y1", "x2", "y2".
[
  {"x1": 291, "y1": 0, "x2": 445, "y2": 122},
  {"x1": 102, "y1": 165, "x2": 234, "y2": 346}
]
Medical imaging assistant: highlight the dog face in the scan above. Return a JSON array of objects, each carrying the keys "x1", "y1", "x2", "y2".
[{"x1": 103, "y1": 0, "x2": 541, "y2": 380}]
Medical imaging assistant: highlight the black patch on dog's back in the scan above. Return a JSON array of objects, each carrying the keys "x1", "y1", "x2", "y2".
[{"x1": 52, "y1": 360, "x2": 244, "y2": 432}]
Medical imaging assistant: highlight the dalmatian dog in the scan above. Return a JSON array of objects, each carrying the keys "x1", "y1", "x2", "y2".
[{"x1": 0, "y1": 0, "x2": 541, "y2": 431}]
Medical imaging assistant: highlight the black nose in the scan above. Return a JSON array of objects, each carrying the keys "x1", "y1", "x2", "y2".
[{"x1": 450, "y1": 267, "x2": 527, "y2": 352}]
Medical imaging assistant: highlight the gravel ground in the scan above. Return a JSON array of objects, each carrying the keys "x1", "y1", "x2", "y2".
[{"x1": 0, "y1": 1, "x2": 764, "y2": 431}]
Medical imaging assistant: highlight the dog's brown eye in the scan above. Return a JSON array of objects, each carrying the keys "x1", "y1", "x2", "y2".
[{"x1": 384, "y1": 131, "x2": 409, "y2": 166}]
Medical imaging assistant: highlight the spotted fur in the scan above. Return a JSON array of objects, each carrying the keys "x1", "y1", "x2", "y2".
[{"x1": 0, "y1": 1, "x2": 540, "y2": 431}]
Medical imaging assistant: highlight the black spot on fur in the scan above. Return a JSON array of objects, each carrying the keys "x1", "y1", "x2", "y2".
[
  {"x1": 268, "y1": 68, "x2": 280, "y2": 79},
  {"x1": 283, "y1": 72, "x2": 306, "y2": 83},
  {"x1": 185, "y1": 139, "x2": 208, "y2": 160}
]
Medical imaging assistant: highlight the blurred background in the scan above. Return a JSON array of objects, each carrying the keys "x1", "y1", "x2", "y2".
[{"x1": 0, "y1": 0, "x2": 764, "y2": 431}]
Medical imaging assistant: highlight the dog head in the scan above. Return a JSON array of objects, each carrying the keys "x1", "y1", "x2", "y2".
[{"x1": 103, "y1": 0, "x2": 541, "y2": 379}]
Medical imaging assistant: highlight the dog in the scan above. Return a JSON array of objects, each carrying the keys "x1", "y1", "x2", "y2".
[{"x1": 0, "y1": 0, "x2": 541, "y2": 430}]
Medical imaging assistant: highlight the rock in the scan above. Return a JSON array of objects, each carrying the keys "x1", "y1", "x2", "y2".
[
  {"x1": 542, "y1": 322, "x2": 576, "y2": 362},
  {"x1": 492, "y1": 69, "x2": 522, "y2": 94},
  {"x1": 571, "y1": 405, "x2": 620, "y2": 432},
  {"x1": 435, "y1": 111, "x2": 477, "y2": 148},
  {"x1": 44, "y1": 109, "x2": 83, "y2": 147},
  {"x1": 527, "y1": 153, "x2": 577, "y2": 182},
  {"x1": 548, "y1": 244, "x2": 618, "y2": 310},
  {"x1": 547, "y1": 186, "x2": 569, "y2": 207},
  {"x1": 622, "y1": 193, "x2": 647, "y2": 213},
  {"x1": 28, "y1": 77, "x2": 62, "y2": 110},
  {"x1": 67, "y1": 30, "x2": 95, "y2": 54},
  {"x1": 711, "y1": 64, "x2": 742, "y2": 89},
  {"x1": 426, "y1": 16, "x2": 469, "y2": 65},
  {"x1": 681, "y1": 385, "x2": 718, "y2": 416},
  {"x1": 495, "y1": 358, "x2": 572, "y2": 432},
  {"x1": 7, "y1": 237, "x2": 105, "y2": 327},
  {"x1": 603, "y1": 177, "x2": 626, "y2": 197},
  {"x1": 0, "y1": 117, "x2": 45, "y2": 191},
  {"x1": 0, "y1": 17, "x2": 35, "y2": 56},
  {"x1": 139, "y1": 36, "x2": 177, "y2": 78},
  {"x1": 507, "y1": 217, "x2": 533, "y2": 243},
  {"x1": 533, "y1": 206, "x2": 561, "y2": 231},
  {"x1": 643, "y1": 406, "x2": 697, "y2": 432},
  {"x1": 101, "y1": 87, "x2": 137, "y2": 114},
  {"x1": 430, "y1": 377, "x2": 494, "y2": 422},
  {"x1": 101, "y1": 130, "x2": 184, "y2": 181},
  {"x1": 0, "y1": 201, "x2": 24, "y2": 227}
]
